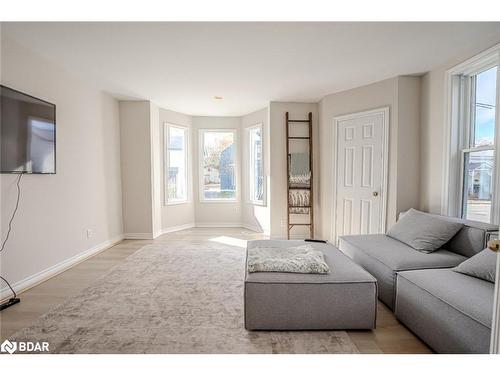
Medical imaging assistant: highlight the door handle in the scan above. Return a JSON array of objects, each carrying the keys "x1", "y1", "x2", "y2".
[
  {"x1": 488, "y1": 239, "x2": 500, "y2": 252},
  {"x1": 372, "y1": 191, "x2": 379, "y2": 197}
]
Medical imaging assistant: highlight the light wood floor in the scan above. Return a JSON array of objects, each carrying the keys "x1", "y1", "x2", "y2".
[{"x1": 0, "y1": 227, "x2": 432, "y2": 353}]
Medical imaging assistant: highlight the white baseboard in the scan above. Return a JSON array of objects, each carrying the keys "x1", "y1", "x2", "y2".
[
  {"x1": 161, "y1": 222, "x2": 263, "y2": 234},
  {"x1": 160, "y1": 223, "x2": 196, "y2": 234},
  {"x1": 134, "y1": 222, "x2": 258, "y2": 238},
  {"x1": 124, "y1": 233, "x2": 155, "y2": 240},
  {"x1": 192, "y1": 223, "x2": 266, "y2": 234},
  {"x1": 0, "y1": 234, "x2": 124, "y2": 301},
  {"x1": 195, "y1": 222, "x2": 245, "y2": 228}
]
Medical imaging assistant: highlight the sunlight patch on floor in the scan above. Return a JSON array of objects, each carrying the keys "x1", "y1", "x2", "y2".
[{"x1": 209, "y1": 236, "x2": 248, "y2": 248}]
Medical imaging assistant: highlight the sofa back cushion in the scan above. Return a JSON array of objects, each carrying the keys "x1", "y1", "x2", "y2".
[
  {"x1": 398, "y1": 210, "x2": 498, "y2": 258},
  {"x1": 388, "y1": 209, "x2": 464, "y2": 253},
  {"x1": 444, "y1": 226, "x2": 494, "y2": 258}
]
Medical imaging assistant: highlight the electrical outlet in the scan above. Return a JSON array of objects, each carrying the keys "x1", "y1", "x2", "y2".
[{"x1": 86, "y1": 229, "x2": 94, "y2": 239}]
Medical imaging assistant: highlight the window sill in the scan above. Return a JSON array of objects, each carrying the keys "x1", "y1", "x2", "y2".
[
  {"x1": 199, "y1": 199, "x2": 239, "y2": 204},
  {"x1": 248, "y1": 200, "x2": 266, "y2": 207},
  {"x1": 166, "y1": 200, "x2": 190, "y2": 206}
]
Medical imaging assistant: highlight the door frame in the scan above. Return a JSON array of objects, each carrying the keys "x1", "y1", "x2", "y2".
[
  {"x1": 331, "y1": 107, "x2": 390, "y2": 244},
  {"x1": 492, "y1": 243, "x2": 500, "y2": 354}
]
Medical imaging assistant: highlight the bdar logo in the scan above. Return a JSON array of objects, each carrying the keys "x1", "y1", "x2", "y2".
[{"x1": 1, "y1": 339, "x2": 17, "y2": 354}]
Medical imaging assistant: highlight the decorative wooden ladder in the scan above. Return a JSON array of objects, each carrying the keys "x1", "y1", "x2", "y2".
[{"x1": 285, "y1": 111, "x2": 313, "y2": 239}]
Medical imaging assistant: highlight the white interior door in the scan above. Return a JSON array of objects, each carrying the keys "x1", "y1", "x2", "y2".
[{"x1": 334, "y1": 108, "x2": 389, "y2": 242}]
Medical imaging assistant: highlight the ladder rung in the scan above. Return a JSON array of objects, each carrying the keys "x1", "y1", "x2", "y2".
[
  {"x1": 289, "y1": 187, "x2": 311, "y2": 190},
  {"x1": 289, "y1": 223, "x2": 311, "y2": 226},
  {"x1": 288, "y1": 136, "x2": 310, "y2": 140},
  {"x1": 288, "y1": 119, "x2": 310, "y2": 123}
]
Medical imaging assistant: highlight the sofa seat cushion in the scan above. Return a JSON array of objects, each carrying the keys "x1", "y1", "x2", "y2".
[
  {"x1": 340, "y1": 234, "x2": 467, "y2": 271},
  {"x1": 339, "y1": 234, "x2": 466, "y2": 309},
  {"x1": 397, "y1": 268, "x2": 495, "y2": 329},
  {"x1": 246, "y1": 240, "x2": 375, "y2": 284}
]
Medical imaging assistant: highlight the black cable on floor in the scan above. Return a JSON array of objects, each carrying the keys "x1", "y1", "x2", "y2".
[
  {"x1": 0, "y1": 173, "x2": 22, "y2": 254},
  {"x1": 0, "y1": 173, "x2": 23, "y2": 300},
  {"x1": 0, "y1": 276, "x2": 16, "y2": 299}
]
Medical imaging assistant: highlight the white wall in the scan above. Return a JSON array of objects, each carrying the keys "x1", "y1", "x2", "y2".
[
  {"x1": 192, "y1": 116, "x2": 242, "y2": 226},
  {"x1": 0, "y1": 36, "x2": 123, "y2": 293},
  {"x1": 318, "y1": 76, "x2": 421, "y2": 240},
  {"x1": 119, "y1": 101, "x2": 154, "y2": 237},
  {"x1": 150, "y1": 103, "x2": 163, "y2": 237},
  {"x1": 420, "y1": 39, "x2": 500, "y2": 215},
  {"x1": 269, "y1": 102, "x2": 319, "y2": 238},
  {"x1": 120, "y1": 101, "x2": 165, "y2": 238},
  {"x1": 159, "y1": 108, "x2": 195, "y2": 230},
  {"x1": 241, "y1": 108, "x2": 270, "y2": 233},
  {"x1": 396, "y1": 77, "x2": 421, "y2": 214}
]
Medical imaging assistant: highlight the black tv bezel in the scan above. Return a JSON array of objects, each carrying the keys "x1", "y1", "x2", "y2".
[{"x1": 0, "y1": 84, "x2": 57, "y2": 175}]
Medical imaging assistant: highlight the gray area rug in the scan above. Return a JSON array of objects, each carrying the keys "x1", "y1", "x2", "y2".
[{"x1": 9, "y1": 240, "x2": 359, "y2": 353}]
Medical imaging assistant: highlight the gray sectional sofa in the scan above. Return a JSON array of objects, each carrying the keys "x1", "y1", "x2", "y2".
[
  {"x1": 395, "y1": 268, "x2": 495, "y2": 353},
  {"x1": 339, "y1": 211, "x2": 497, "y2": 353}
]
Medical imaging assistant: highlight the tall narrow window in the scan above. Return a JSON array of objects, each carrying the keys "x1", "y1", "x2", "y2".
[
  {"x1": 461, "y1": 66, "x2": 497, "y2": 223},
  {"x1": 200, "y1": 130, "x2": 237, "y2": 201},
  {"x1": 166, "y1": 124, "x2": 188, "y2": 204},
  {"x1": 248, "y1": 125, "x2": 264, "y2": 204}
]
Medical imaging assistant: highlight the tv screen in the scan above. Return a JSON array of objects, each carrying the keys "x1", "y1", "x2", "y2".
[{"x1": 1, "y1": 85, "x2": 56, "y2": 174}]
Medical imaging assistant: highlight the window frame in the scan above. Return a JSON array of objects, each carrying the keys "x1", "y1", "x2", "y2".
[
  {"x1": 459, "y1": 66, "x2": 497, "y2": 222},
  {"x1": 247, "y1": 123, "x2": 265, "y2": 206},
  {"x1": 198, "y1": 128, "x2": 239, "y2": 203},
  {"x1": 164, "y1": 123, "x2": 189, "y2": 206},
  {"x1": 442, "y1": 44, "x2": 500, "y2": 224}
]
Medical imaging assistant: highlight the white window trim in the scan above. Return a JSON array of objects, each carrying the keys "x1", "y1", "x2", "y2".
[
  {"x1": 442, "y1": 43, "x2": 500, "y2": 224},
  {"x1": 247, "y1": 123, "x2": 266, "y2": 206},
  {"x1": 164, "y1": 123, "x2": 189, "y2": 206},
  {"x1": 198, "y1": 128, "x2": 239, "y2": 203}
]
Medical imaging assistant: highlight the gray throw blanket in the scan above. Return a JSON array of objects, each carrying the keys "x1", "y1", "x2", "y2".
[
  {"x1": 247, "y1": 244, "x2": 330, "y2": 274},
  {"x1": 290, "y1": 153, "x2": 310, "y2": 175}
]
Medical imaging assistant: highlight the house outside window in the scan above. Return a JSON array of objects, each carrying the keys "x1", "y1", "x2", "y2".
[{"x1": 200, "y1": 129, "x2": 237, "y2": 201}]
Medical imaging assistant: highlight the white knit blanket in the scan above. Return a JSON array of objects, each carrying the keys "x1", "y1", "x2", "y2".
[
  {"x1": 289, "y1": 172, "x2": 311, "y2": 185},
  {"x1": 247, "y1": 245, "x2": 330, "y2": 274}
]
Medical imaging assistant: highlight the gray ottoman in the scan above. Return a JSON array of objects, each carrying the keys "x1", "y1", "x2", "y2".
[{"x1": 244, "y1": 240, "x2": 378, "y2": 330}]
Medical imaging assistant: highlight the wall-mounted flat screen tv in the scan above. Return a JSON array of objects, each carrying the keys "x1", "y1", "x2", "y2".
[{"x1": 1, "y1": 85, "x2": 56, "y2": 174}]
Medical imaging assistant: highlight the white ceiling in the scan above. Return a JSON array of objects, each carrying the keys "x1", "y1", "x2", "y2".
[{"x1": 4, "y1": 22, "x2": 500, "y2": 116}]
